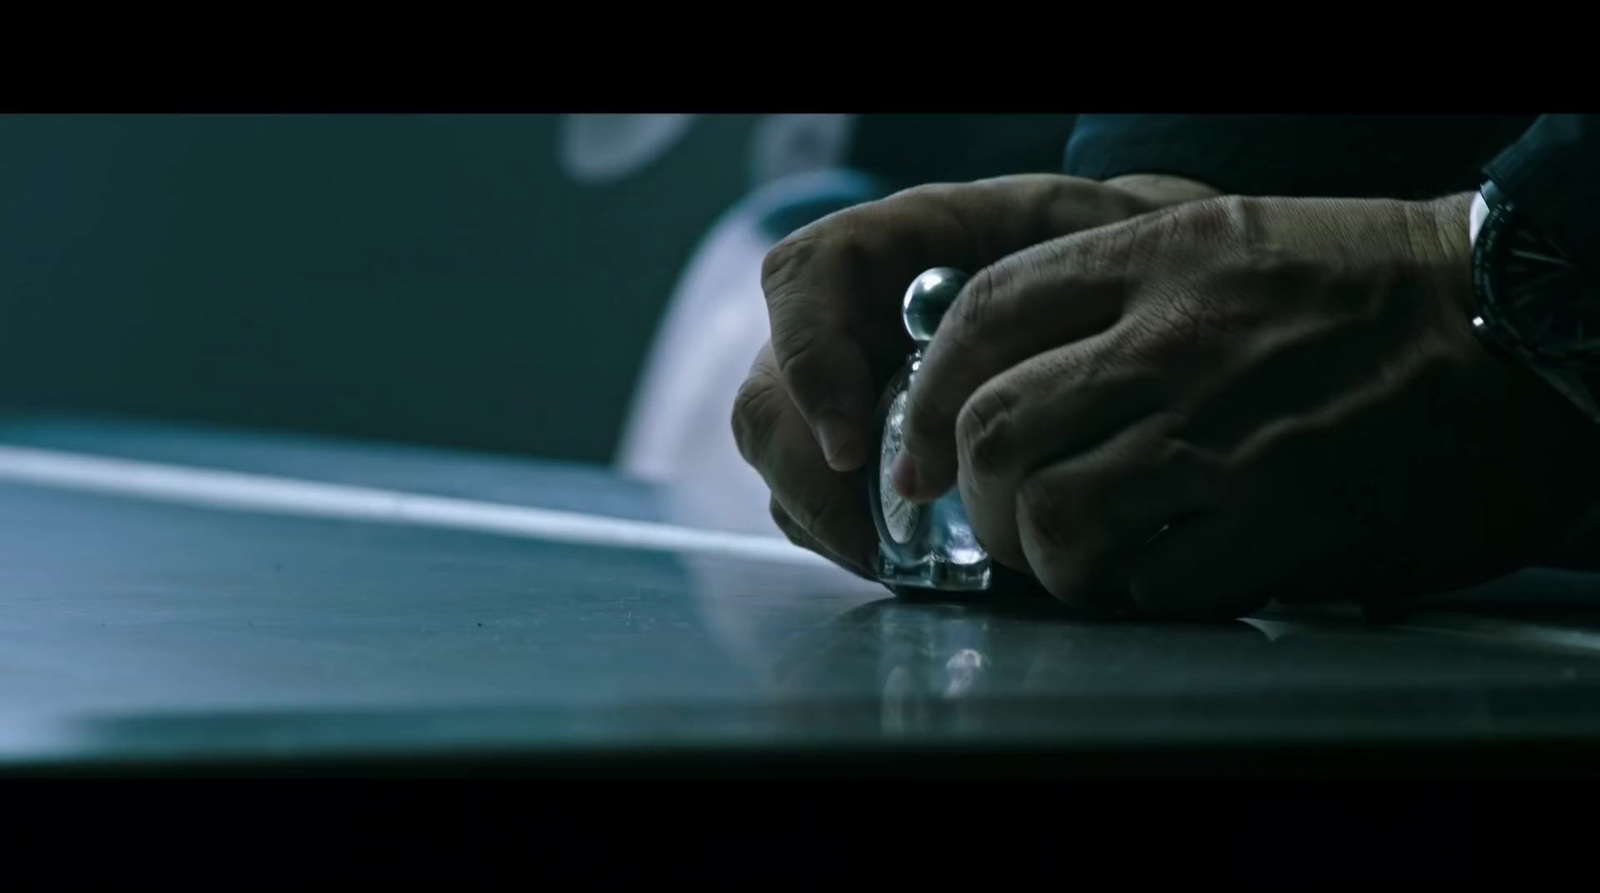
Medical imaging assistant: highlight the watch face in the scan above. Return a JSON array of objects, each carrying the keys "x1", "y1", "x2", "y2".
[
  {"x1": 1479, "y1": 201, "x2": 1600, "y2": 364},
  {"x1": 877, "y1": 389, "x2": 922, "y2": 544}
]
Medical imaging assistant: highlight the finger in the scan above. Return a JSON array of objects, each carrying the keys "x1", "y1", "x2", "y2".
[
  {"x1": 763, "y1": 176, "x2": 1141, "y2": 473},
  {"x1": 769, "y1": 497, "x2": 876, "y2": 581},
  {"x1": 892, "y1": 227, "x2": 1136, "y2": 503},
  {"x1": 953, "y1": 335, "x2": 1170, "y2": 570},
  {"x1": 1013, "y1": 415, "x2": 1225, "y2": 617},
  {"x1": 731, "y1": 345, "x2": 878, "y2": 570}
]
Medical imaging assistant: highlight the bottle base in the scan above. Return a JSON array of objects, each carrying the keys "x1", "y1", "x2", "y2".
[{"x1": 875, "y1": 549, "x2": 992, "y2": 592}]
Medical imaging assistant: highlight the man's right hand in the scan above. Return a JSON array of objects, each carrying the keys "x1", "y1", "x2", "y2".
[{"x1": 731, "y1": 173, "x2": 1217, "y2": 577}]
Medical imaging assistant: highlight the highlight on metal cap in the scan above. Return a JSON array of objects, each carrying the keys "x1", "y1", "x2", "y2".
[{"x1": 902, "y1": 268, "x2": 969, "y2": 343}]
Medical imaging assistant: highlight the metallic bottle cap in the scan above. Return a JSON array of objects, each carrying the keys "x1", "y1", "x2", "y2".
[{"x1": 902, "y1": 268, "x2": 969, "y2": 343}]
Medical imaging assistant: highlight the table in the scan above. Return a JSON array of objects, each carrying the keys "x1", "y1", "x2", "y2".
[{"x1": 3, "y1": 412, "x2": 1600, "y2": 777}]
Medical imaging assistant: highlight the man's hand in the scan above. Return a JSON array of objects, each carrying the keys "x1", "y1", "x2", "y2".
[
  {"x1": 892, "y1": 193, "x2": 1600, "y2": 618},
  {"x1": 731, "y1": 174, "x2": 1216, "y2": 576}
]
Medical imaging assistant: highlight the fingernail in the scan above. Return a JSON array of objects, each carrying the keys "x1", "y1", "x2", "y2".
[
  {"x1": 890, "y1": 450, "x2": 921, "y2": 499},
  {"x1": 816, "y1": 415, "x2": 863, "y2": 471}
]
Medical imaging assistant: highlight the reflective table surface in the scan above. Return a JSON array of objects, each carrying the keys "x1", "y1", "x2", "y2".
[{"x1": 4, "y1": 414, "x2": 1600, "y2": 774}]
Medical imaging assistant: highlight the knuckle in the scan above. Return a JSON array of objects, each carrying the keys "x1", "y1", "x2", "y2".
[
  {"x1": 762, "y1": 198, "x2": 886, "y2": 305},
  {"x1": 1148, "y1": 434, "x2": 1198, "y2": 480},
  {"x1": 769, "y1": 498, "x2": 805, "y2": 544},
  {"x1": 894, "y1": 181, "x2": 957, "y2": 204},
  {"x1": 944, "y1": 249, "x2": 1066, "y2": 350},
  {"x1": 1182, "y1": 193, "x2": 1253, "y2": 242},
  {"x1": 761, "y1": 232, "x2": 852, "y2": 337},
  {"x1": 1017, "y1": 474, "x2": 1074, "y2": 556},
  {"x1": 771, "y1": 499, "x2": 844, "y2": 568},
  {"x1": 956, "y1": 387, "x2": 1016, "y2": 480},
  {"x1": 948, "y1": 263, "x2": 1004, "y2": 341},
  {"x1": 1155, "y1": 433, "x2": 1216, "y2": 479},
  {"x1": 760, "y1": 230, "x2": 868, "y2": 386},
  {"x1": 786, "y1": 479, "x2": 850, "y2": 541},
  {"x1": 769, "y1": 320, "x2": 831, "y2": 383},
  {"x1": 768, "y1": 496, "x2": 790, "y2": 528},
  {"x1": 1137, "y1": 325, "x2": 1194, "y2": 369},
  {"x1": 730, "y1": 373, "x2": 781, "y2": 468},
  {"x1": 1120, "y1": 286, "x2": 1236, "y2": 374},
  {"x1": 760, "y1": 231, "x2": 819, "y2": 298},
  {"x1": 1030, "y1": 559, "x2": 1086, "y2": 609},
  {"x1": 1019, "y1": 538, "x2": 1091, "y2": 610}
]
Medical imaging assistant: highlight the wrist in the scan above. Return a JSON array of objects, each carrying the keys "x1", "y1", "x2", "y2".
[{"x1": 1415, "y1": 191, "x2": 1479, "y2": 325}]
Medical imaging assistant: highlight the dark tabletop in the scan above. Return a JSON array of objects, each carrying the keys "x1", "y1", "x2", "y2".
[{"x1": 4, "y1": 413, "x2": 1600, "y2": 776}]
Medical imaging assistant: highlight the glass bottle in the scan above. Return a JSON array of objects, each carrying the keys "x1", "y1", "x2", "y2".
[{"x1": 866, "y1": 268, "x2": 992, "y2": 592}]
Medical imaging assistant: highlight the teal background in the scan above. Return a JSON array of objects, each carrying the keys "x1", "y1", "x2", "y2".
[
  {"x1": 0, "y1": 113, "x2": 1077, "y2": 464},
  {"x1": 0, "y1": 114, "x2": 758, "y2": 463}
]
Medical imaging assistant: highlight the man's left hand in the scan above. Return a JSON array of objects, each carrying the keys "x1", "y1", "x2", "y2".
[{"x1": 892, "y1": 193, "x2": 1600, "y2": 619}]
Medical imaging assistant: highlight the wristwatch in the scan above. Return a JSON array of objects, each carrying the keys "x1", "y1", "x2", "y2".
[{"x1": 1468, "y1": 178, "x2": 1600, "y2": 421}]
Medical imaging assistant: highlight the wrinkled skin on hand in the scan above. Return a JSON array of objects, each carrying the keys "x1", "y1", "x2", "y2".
[
  {"x1": 731, "y1": 174, "x2": 1210, "y2": 580},
  {"x1": 890, "y1": 193, "x2": 1600, "y2": 619}
]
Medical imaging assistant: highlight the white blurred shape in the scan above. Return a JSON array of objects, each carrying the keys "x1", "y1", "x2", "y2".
[
  {"x1": 618, "y1": 171, "x2": 889, "y2": 668},
  {"x1": 559, "y1": 114, "x2": 697, "y2": 183},
  {"x1": 749, "y1": 114, "x2": 855, "y2": 186},
  {"x1": 615, "y1": 190, "x2": 774, "y2": 534},
  {"x1": 620, "y1": 170, "x2": 881, "y2": 537}
]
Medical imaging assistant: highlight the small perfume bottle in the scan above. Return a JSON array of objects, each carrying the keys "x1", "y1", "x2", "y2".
[{"x1": 866, "y1": 268, "x2": 992, "y2": 592}]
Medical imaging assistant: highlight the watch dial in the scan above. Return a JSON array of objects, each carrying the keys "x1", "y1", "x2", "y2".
[
  {"x1": 1495, "y1": 216, "x2": 1600, "y2": 361},
  {"x1": 878, "y1": 390, "x2": 921, "y2": 544}
]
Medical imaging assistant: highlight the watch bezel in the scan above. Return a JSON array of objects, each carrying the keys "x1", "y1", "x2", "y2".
[{"x1": 1471, "y1": 181, "x2": 1600, "y2": 370}]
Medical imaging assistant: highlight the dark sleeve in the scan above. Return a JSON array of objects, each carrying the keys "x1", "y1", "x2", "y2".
[
  {"x1": 1484, "y1": 115, "x2": 1600, "y2": 282},
  {"x1": 1064, "y1": 115, "x2": 1536, "y2": 201}
]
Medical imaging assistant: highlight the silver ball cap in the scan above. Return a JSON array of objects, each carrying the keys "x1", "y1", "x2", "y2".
[{"x1": 902, "y1": 267, "x2": 969, "y2": 343}]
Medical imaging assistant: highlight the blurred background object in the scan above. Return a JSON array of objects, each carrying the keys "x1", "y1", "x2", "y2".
[
  {"x1": 748, "y1": 114, "x2": 856, "y2": 186},
  {"x1": 0, "y1": 114, "x2": 1077, "y2": 491},
  {"x1": 0, "y1": 114, "x2": 757, "y2": 464},
  {"x1": 558, "y1": 114, "x2": 698, "y2": 184}
]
